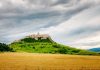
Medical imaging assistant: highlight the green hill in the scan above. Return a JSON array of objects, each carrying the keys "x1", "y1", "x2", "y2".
[{"x1": 9, "y1": 36, "x2": 99, "y2": 55}]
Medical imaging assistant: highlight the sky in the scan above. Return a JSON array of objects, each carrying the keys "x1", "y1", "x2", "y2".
[{"x1": 0, "y1": 0, "x2": 100, "y2": 49}]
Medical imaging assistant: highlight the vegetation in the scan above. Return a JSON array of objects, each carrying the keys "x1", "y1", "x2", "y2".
[
  {"x1": 9, "y1": 37, "x2": 99, "y2": 55},
  {"x1": 0, "y1": 43, "x2": 13, "y2": 52},
  {"x1": 21, "y1": 37, "x2": 53, "y2": 43},
  {"x1": 0, "y1": 53, "x2": 100, "y2": 70}
]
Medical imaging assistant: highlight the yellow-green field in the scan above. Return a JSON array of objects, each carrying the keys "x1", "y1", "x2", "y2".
[{"x1": 0, "y1": 53, "x2": 100, "y2": 70}]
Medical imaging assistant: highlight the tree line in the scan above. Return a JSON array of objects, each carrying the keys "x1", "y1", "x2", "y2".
[{"x1": 0, "y1": 43, "x2": 13, "y2": 52}]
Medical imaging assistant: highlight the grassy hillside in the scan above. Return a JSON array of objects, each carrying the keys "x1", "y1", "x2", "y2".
[{"x1": 9, "y1": 37, "x2": 99, "y2": 55}]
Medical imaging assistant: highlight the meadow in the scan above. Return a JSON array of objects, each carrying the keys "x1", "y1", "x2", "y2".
[{"x1": 0, "y1": 53, "x2": 100, "y2": 70}]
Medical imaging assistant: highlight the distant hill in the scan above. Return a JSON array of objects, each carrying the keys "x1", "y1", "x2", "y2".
[
  {"x1": 9, "y1": 33, "x2": 99, "y2": 55},
  {"x1": 89, "y1": 48, "x2": 100, "y2": 52}
]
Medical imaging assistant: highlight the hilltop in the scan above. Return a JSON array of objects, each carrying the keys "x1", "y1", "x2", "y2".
[{"x1": 9, "y1": 33, "x2": 99, "y2": 55}]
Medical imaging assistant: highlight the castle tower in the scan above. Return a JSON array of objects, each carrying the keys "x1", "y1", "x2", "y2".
[{"x1": 37, "y1": 32, "x2": 40, "y2": 35}]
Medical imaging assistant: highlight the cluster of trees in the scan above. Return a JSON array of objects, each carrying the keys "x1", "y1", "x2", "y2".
[
  {"x1": 21, "y1": 37, "x2": 52, "y2": 43},
  {"x1": 0, "y1": 43, "x2": 13, "y2": 52}
]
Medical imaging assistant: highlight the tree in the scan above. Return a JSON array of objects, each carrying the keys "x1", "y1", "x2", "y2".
[
  {"x1": 58, "y1": 47, "x2": 68, "y2": 54},
  {"x1": 0, "y1": 43, "x2": 13, "y2": 52}
]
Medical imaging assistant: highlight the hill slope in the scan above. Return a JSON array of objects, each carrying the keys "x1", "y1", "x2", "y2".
[{"x1": 9, "y1": 37, "x2": 99, "y2": 55}]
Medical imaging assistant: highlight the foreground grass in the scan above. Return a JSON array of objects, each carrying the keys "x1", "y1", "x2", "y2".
[{"x1": 0, "y1": 53, "x2": 100, "y2": 70}]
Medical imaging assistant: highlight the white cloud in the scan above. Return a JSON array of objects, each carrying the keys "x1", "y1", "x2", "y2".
[
  {"x1": 40, "y1": 5, "x2": 100, "y2": 49},
  {"x1": 0, "y1": 0, "x2": 100, "y2": 49}
]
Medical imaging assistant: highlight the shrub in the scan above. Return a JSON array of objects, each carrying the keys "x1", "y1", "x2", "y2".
[
  {"x1": 33, "y1": 47, "x2": 35, "y2": 49},
  {"x1": 0, "y1": 43, "x2": 13, "y2": 52},
  {"x1": 52, "y1": 44, "x2": 59, "y2": 48},
  {"x1": 58, "y1": 47, "x2": 68, "y2": 54}
]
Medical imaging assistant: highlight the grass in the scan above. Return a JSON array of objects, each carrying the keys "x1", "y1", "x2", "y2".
[
  {"x1": 0, "y1": 52, "x2": 100, "y2": 70},
  {"x1": 10, "y1": 41, "x2": 99, "y2": 55}
]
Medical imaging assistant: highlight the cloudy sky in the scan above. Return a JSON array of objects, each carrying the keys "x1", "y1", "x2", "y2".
[{"x1": 0, "y1": 0, "x2": 100, "y2": 49}]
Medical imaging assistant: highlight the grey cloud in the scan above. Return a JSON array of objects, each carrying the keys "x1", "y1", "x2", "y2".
[
  {"x1": 26, "y1": 0, "x2": 71, "y2": 7},
  {"x1": 67, "y1": 25, "x2": 100, "y2": 37},
  {"x1": 51, "y1": 0, "x2": 72, "y2": 6},
  {"x1": 0, "y1": 0, "x2": 98, "y2": 20},
  {"x1": 79, "y1": 42, "x2": 100, "y2": 47},
  {"x1": 0, "y1": 0, "x2": 100, "y2": 49}
]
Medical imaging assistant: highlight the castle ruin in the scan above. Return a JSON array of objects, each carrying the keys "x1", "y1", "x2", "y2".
[{"x1": 27, "y1": 33, "x2": 51, "y2": 40}]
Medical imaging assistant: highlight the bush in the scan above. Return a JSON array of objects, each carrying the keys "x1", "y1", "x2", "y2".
[
  {"x1": 58, "y1": 47, "x2": 68, "y2": 54},
  {"x1": 33, "y1": 47, "x2": 35, "y2": 49},
  {"x1": 71, "y1": 49, "x2": 80, "y2": 53},
  {"x1": 0, "y1": 43, "x2": 13, "y2": 52},
  {"x1": 52, "y1": 44, "x2": 59, "y2": 48}
]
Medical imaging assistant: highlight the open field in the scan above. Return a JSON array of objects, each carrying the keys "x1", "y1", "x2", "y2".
[{"x1": 0, "y1": 53, "x2": 100, "y2": 70}]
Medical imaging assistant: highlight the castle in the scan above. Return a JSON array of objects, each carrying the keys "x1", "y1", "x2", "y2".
[
  {"x1": 14, "y1": 33, "x2": 54, "y2": 42},
  {"x1": 27, "y1": 33, "x2": 51, "y2": 40}
]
